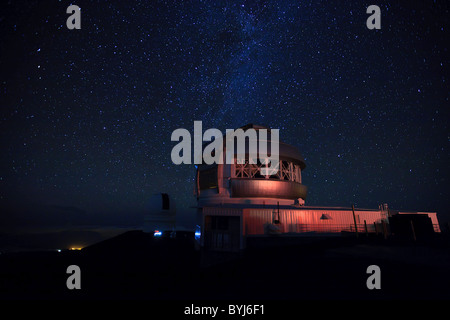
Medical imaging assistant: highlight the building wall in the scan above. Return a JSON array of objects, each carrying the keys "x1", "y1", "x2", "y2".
[
  {"x1": 143, "y1": 212, "x2": 175, "y2": 233},
  {"x1": 243, "y1": 209, "x2": 386, "y2": 235},
  {"x1": 399, "y1": 212, "x2": 441, "y2": 232},
  {"x1": 199, "y1": 206, "x2": 441, "y2": 251}
]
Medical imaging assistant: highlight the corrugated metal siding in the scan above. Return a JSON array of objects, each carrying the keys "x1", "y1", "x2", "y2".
[
  {"x1": 244, "y1": 209, "x2": 386, "y2": 235},
  {"x1": 243, "y1": 209, "x2": 271, "y2": 235},
  {"x1": 204, "y1": 207, "x2": 441, "y2": 236}
]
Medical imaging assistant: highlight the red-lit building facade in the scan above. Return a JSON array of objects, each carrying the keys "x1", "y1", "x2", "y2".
[{"x1": 195, "y1": 124, "x2": 440, "y2": 251}]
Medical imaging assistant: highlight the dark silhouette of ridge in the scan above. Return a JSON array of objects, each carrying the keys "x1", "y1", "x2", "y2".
[{"x1": 82, "y1": 230, "x2": 152, "y2": 253}]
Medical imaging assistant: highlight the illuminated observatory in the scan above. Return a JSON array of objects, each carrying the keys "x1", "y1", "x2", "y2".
[{"x1": 192, "y1": 124, "x2": 440, "y2": 251}]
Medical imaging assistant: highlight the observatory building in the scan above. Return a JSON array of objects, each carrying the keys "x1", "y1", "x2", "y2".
[
  {"x1": 195, "y1": 124, "x2": 440, "y2": 251},
  {"x1": 143, "y1": 193, "x2": 176, "y2": 236}
]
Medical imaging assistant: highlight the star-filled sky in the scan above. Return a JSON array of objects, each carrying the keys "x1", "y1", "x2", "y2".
[{"x1": 1, "y1": 0, "x2": 449, "y2": 229}]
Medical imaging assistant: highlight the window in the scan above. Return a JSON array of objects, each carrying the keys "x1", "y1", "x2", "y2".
[{"x1": 234, "y1": 159, "x2": 302, "y2": 183}]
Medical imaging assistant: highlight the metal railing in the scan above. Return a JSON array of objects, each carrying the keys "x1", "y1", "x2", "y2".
[
  {"x1": 278, "y1": 223, "x2": 381, "y2": 234},
  {"x1": 272, "y1": 223, "x2": 441, "y2": 234}
]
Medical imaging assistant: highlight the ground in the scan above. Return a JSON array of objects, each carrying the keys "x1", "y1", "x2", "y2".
[{"x1": 1, "y1": 231, "x2": 449, "y2": 300}]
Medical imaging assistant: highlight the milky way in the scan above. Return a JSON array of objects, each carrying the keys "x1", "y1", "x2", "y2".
[{"x1": 1, "y1": 1, "x2": 449, "y2": 227}]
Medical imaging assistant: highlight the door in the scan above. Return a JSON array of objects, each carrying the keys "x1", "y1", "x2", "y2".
[{"x1": 205, "y1": 216, "x2": 240, "y2": 251}]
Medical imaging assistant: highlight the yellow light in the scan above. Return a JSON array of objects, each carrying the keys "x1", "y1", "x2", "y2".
[{"x1": 69, "y1": 247, "x2": 82, "y2": 251}]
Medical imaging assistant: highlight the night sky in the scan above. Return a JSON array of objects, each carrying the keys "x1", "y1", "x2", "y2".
[{"x1": 1, "y1": 0, "x2": 449, "y2": 230}]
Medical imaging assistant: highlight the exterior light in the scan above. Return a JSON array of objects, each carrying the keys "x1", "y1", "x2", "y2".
[
  {"x1": 154, "y1": 230, "x2": 162, "y2": 237},
  {"x1": 195, "y1": 225, "x2": 201, "y2": 240}
]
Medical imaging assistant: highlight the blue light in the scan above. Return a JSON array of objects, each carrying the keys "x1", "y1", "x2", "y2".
[
  {"x1": 154, "y1": 230, "x2": 162, "y2": 237},
  {"x1": 195, "y1": 225, "x2": 201, "y2": 240}
]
